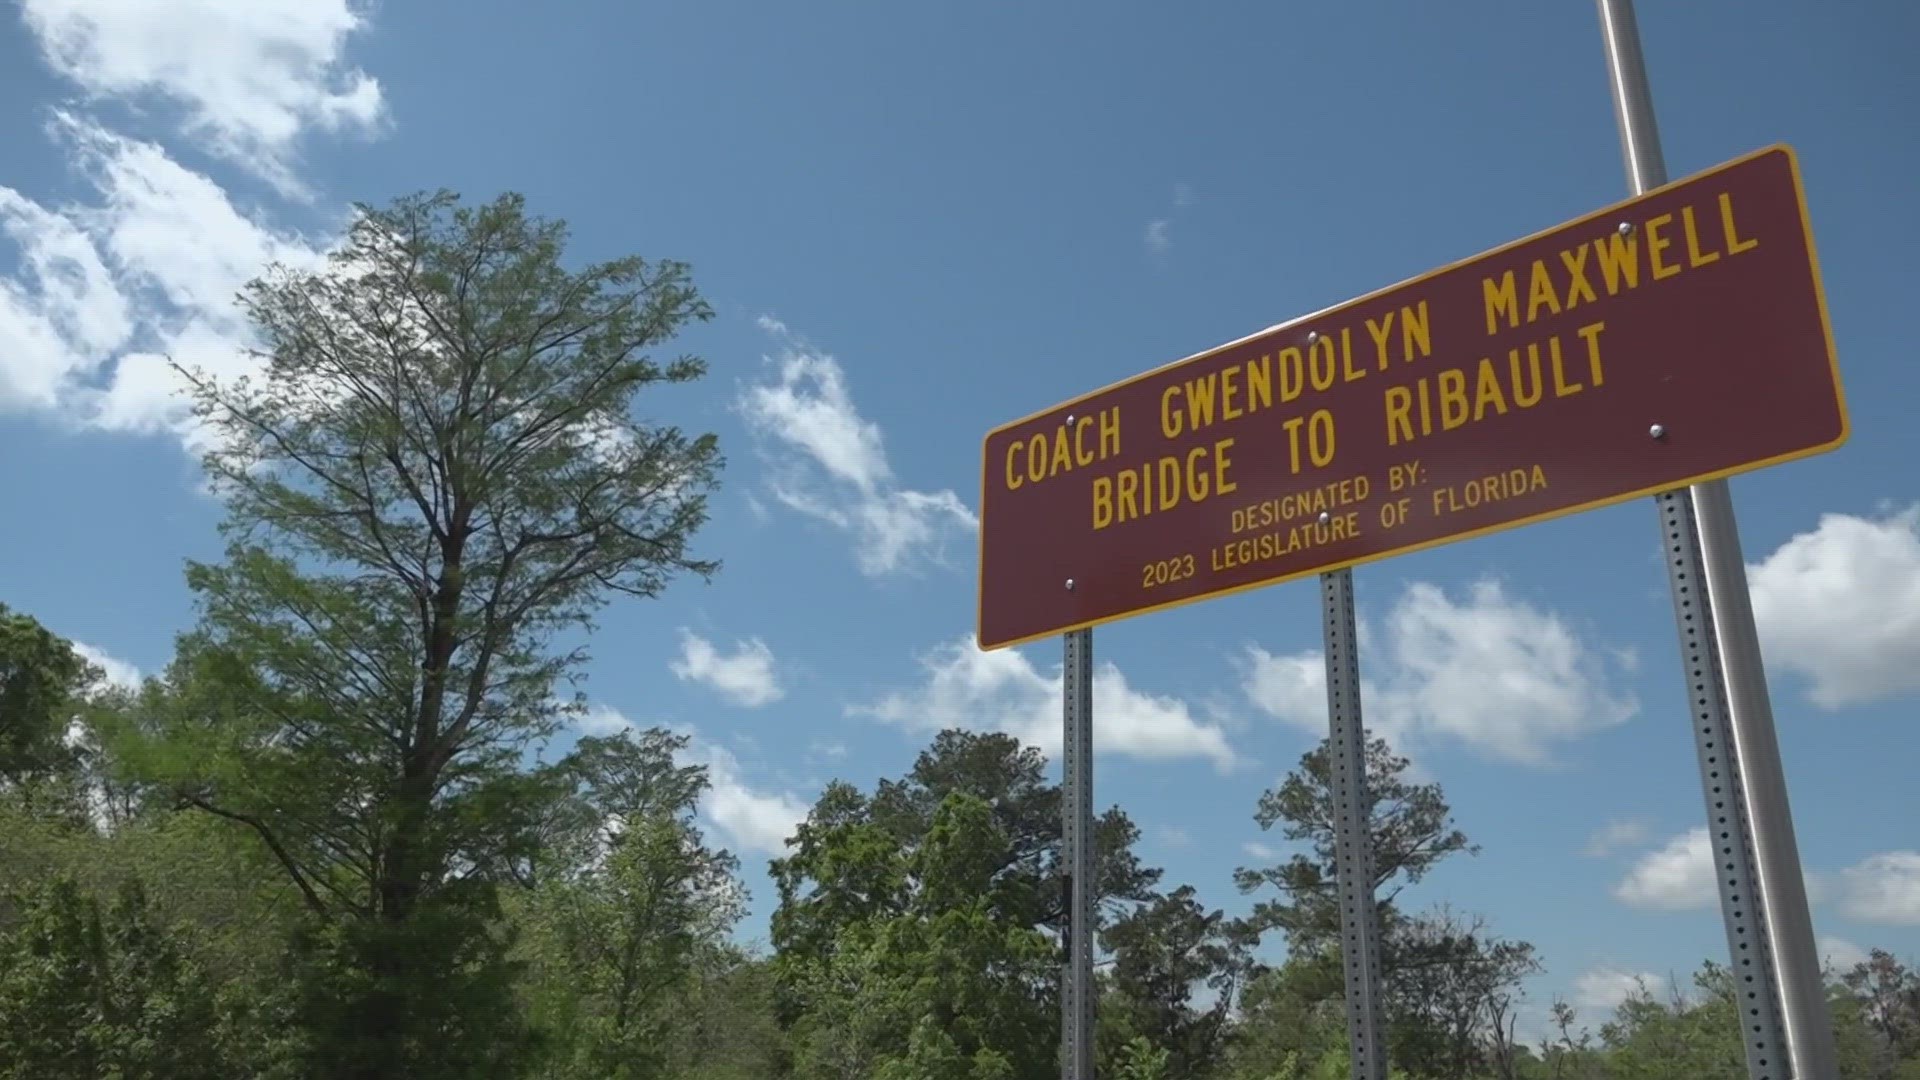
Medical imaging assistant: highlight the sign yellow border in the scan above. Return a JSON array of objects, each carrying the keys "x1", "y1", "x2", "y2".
[{"x1": 974, "y1": 144, "x2": 1846, "y2": 652}]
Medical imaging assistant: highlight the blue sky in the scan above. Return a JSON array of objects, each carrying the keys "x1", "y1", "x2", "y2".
[{"x1": 2, "y1": 0, "x2": 1917, "y2": 1036}]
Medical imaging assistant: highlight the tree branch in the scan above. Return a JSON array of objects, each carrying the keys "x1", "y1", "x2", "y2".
[{"x1": 179, "y1": 794, "x2": 329, "y2": 915}]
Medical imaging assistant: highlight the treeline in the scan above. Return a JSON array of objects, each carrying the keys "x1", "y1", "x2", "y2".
[
  {"x1": 4, "y1": 652, "x2": 1917, "y2": 1080},
  {"x1": 2, "y1": 189, "x2": 1914, "y2": 1080}
]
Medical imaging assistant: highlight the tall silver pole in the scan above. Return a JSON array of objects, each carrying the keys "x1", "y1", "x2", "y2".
[
  {"x1": 1596, "y1": 3, "x2": 1837, "y2": 1078},
  {"x1": 1321, "y1": 568, "x2": 1390, "y2": 1080},
  {"x1": 1061, "y1": 628, "x2": 1096, "y2": 1079}
]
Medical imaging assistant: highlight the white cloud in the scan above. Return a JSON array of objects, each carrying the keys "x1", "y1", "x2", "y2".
[
  {"x1": 1614, "y1": 827, "x2": 1716, "y2": 911},
  {"x1": 1145, "y1": 219, "x2": 1171, "y2": 255},
  {"x1": 565, "y1": 704, "x2": 809, "y2": 858},
  {"x1": 1818, "y1": 935, "x2": 1870, "y2": 974},
  {"x1": 669, "y1": 629, "x2": 784, "y2": 708},
  {"x1": 1750, "y1": 506, "x2": 1920, "y2": 709},
  {"x1": 1616, "y1": 829, "x2": 1920, "y2": 926},
  {"x1": 0, "y1": 153, "x2": 321, "y2": 434},
  {"x1": 739, "y1": 321, "x2": 887, "y2": 493},
  {"x1": 1155, "y1": 826, "x2": 1192, "y2": 849},
  {"x1": 0, "y1": 186, "x2": 132, "y2": 407},
  {"x1": 1145, "y1": 182, "x2": 1191, "y2": 255},
  {"x1": 69, "y1": 640, "x2": 140, "y2": 692},
  {"x1": 65, "y1": 117, "x2": 330, "y2": 312},
  {"x1": 1582, "y1": 816, "x2": 1654, "y2": 858},
  {"x1": 0, "y1": 0, "x2": 385, "y2": 449},
  {"x1": 1243, "y1": 840, "x2": 1277, "y2": 860},
  {"x1": 43, "y1": 118, "x2": 333, "y2": 437},
  {"x1": 1828, "y1": 851, "x2": 1920, "y2": 926},
  {"x1": 1239, "y1": 579, "x2": 1637, "y2": 765},
  {"x1": 21, "y1": 0, "x2": 385, "y2": 196},
  {"x1": 856, "y1": 634, "x2": 1238, "y2": 771},
  {"x1": 2, "y1": 0, "x2": 380, "y2": 450},
  {"x1": 572, "y1": 701, "x2": 638, "y2": 738},
  {"x1": 1239, "y1": 648, "x2": 1328, "y2": 733},
  {"x1": 736, "y1": 317, "x2": 977, "y2": 577},
  {"x1": 1571, "y1": 966, "x2": 1658, "y2": 1016},
  {"x1": 696, "y1": 741, "x2": 809, "y2": 859}
]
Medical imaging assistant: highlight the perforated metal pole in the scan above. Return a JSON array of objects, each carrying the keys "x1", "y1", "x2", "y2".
[
  {"x1": 1597, "y1": 3, "x2": 1837, "y2": 1077},
  {"x1": 1061, "y1": 628, "x2": 1096, "y2": 1079},
  {"x1": 1655, "y1": 494, "x2": 1792, "y2": 1080},
  {"x1": 1321, "y1": 568, "x2": 1390, "y2": 1080}
]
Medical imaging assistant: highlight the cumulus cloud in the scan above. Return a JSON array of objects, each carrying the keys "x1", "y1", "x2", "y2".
[
  {"x1": 736, "y1": 317, "x2": 976, "y2": 577},
  {"x1": 69, "y1": 640, "x2": 140, "y2": 692},
  {"x1": 21, "y1": 0, "x2": 386, "y2": 196},
  {"x1": 669, "y1": 630, "x2": 784, "y2": 708},
  {"x1": 0, "y1": 185, "x2": 132, "y2": 407},
  {"x1": 1582, "y1": 816, "x2": 1655, "y2": 858},
  {"x1": 696, "y1": 741, "x2": 810, "y2": 858},
  {"x1": 1571, "y1": 966, "x2": 1659, "y2": 1017},
  {"x1": 1614, "y1": 829, "x2": 1919, "y2": 926},
  {"x1": 1750, "y1": 505, "x2": 1920, "y2": 709},
  {"x1": 1, "y1": 2, "x2": 379, "y2": 450},
  {"x1": 1243, "y1": 840, "x2": 1277, "y2": 860},
  {"x1": 1614, "y1": 827, "x2": 1716, "y2": 910},
  {"x1": 572, "y1": 701, "x2": 639, "y2": 738},
  {"x1": 1819, "y1": 935, "x2": 1870, "y2": 974},
  {"x1": 16, "y1": 118, "x2": 330, "y2": 434},
  {"x1": 1239, "y1": 579, "x2": 1637, "y2": 764},
  {"x1": 565, "y1": 703, "x2": 809, "y2": 858},
  {"x1": 1828, "y1": 851, "x2": 1920, "y2": 926},
  {"x1": 856, "y1": 634, "x2": 1238, "y2": 771}
]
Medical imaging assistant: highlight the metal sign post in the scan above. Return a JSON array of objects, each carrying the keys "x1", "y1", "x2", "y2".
[
  {"x1": 1061, "y1": 627, "x2": 1096, "y2": 1079},
  {"x1": 987, "y1": 29, "x2": 1846, "y2": 1077},
  {"x1": 1321, "y1": 568, "x2": 1391, "y2": 1080},
  {"x1": 1596, "y1": 3, "x2": 1838, "y2": 1078}
]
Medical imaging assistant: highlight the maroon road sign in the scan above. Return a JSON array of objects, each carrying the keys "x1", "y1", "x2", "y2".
[{"x1": 977, "y1": 144, "x2": 1845, "y2": 651}]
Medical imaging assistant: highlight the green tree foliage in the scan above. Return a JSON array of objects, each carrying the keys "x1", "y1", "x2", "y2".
[
  {"x1": 97, "y1": 189, "x2": 722, "y2": 1076},
  {"x1": 1216, "y1": 947, "x2": 1354, "y2": 1080},
  {"x1": 1592, "y1": 965, "x2": 1747, "y2": 1080},
  {"x1": 512, "y1": 728, "x2": 752, "y2": 1079},
  {"x1": 864, "y1": 729, "x2": 1163, "y2": 934},
  {"x1": 1100, "y1": 884, "x2": 1256, "y2": 1078},
  {"x1": 1234, "y1": 735, "x2": 1470, "y2": 950},
  {"x1": 1388, "y1": 908, "x2": 1541, "y2": 1080},
  {"x1": 0, "y1": 601, "x2": 95, "y2": 784},
  {"x1": 1116, "y1": 1035, "x2": 1173, "y2": 1080},
  {"x1": 0, "y1": 876, "x2": 230, "y2": 1080},
  {"x1": 652, "y1": 949, "x2": 791, "y2": 1079},
  {"x1": 1527, "y1": 999, "x2": 1603, "y2": 1080},
  {"x1": 1838, "y1": 950, "x2": 1920, "y2": 1076},
  {"x1": 4, "y1": 653, "x2": 1919, "y2": 1080},
  {"x1": 771, "y1": 730, "x2": 1161, "y2": 1046},
  {"x1": 775, "y1": 780, "x2": 1061, "y2": 1078},
  {"x1": 1232, "y1": 735, "x2": 1538, "y2": 1080}
]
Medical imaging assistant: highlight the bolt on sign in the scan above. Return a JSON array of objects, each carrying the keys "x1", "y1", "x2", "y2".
[{"x1": 977, "y1": 145, "x2": 1846, "y2": 651}]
